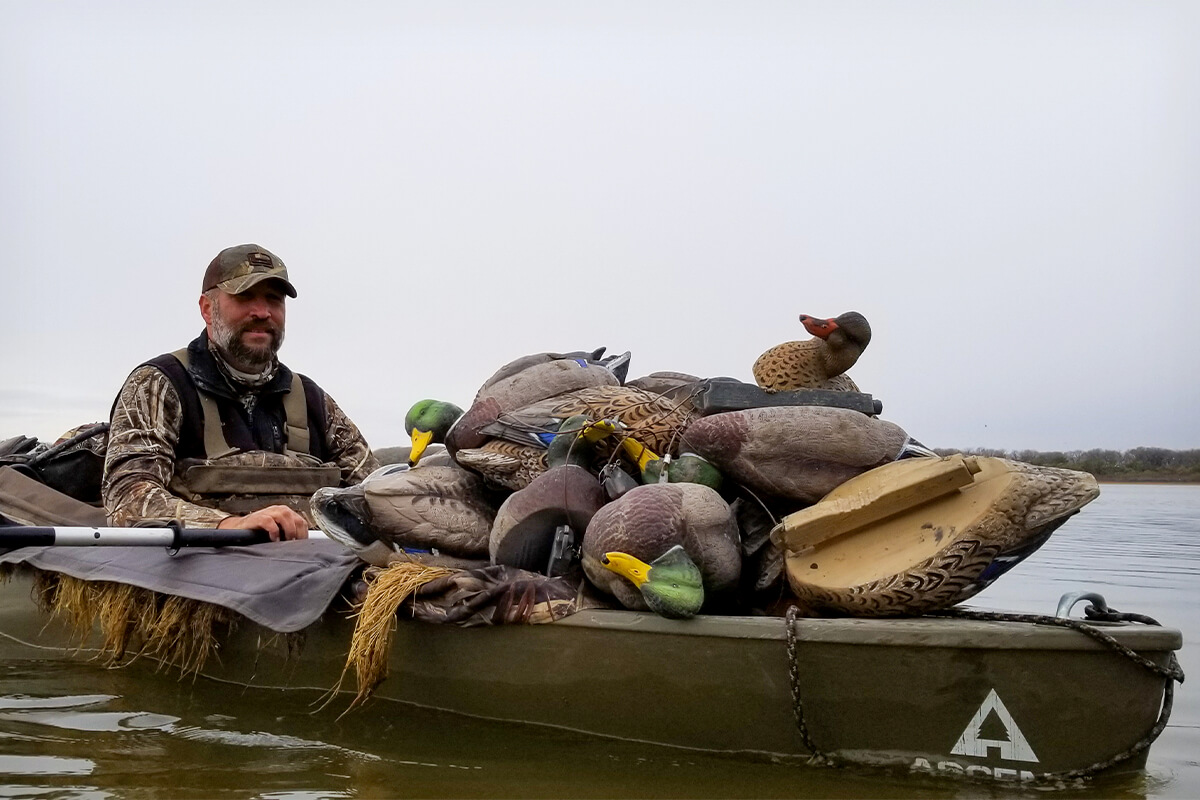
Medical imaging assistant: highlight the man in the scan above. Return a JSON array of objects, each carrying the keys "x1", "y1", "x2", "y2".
[{"x1": 103, "y1": 244, "x2": 379, "y2": 540}]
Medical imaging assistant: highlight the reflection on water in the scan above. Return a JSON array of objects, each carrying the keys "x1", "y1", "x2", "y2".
[
  {"x1": 0, "y1": 756, "x2": 93, "y2": 776},
  {"x1": 0, "y1": 484, "x2": 1195, "y2": 799},
  {"x1": 973, "y1": 484, "x2": 1200, "y2": 618}
]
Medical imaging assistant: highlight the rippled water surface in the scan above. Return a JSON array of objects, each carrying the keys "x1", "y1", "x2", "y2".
[{"x1": 0, "y1": 484, "x2": 1195, "y2": 799}]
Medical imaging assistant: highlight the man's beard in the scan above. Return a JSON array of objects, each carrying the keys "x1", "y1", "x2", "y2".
[{"x1": 209, "y1": 306, "x2": 284, "y2": 373}]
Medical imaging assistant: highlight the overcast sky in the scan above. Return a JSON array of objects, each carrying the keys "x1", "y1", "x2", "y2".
[{"x1": 2, "y1": 1, "x2": 1197, "y2": 454}]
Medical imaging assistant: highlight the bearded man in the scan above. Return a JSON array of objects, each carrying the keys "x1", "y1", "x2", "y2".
[{"x1": 103, "y1": 244, "x2": 379, "y2": 540}]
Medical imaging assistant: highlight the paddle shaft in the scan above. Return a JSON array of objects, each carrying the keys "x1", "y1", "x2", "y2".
[{"x1": 0, "y1": 525, "x2": 326, "y2": 548}]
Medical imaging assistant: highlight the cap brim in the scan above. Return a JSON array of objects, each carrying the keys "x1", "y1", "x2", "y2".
[{"x1": 217, "y1": 273, "x2": 298, "y2": 298}]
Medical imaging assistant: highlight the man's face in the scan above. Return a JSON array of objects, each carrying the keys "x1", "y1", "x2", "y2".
[{"x1": 200, "y1": 281, "x2": 287, "y2": 372}]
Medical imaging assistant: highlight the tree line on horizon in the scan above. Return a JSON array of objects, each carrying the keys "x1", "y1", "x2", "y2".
[{"x1": 931, "y1": 446, "x2": 1200, "y2": 481}]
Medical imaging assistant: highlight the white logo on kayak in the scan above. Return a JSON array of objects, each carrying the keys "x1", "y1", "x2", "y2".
[{"x1": 950, "y1": 689, "x2": 1038, "y2": 763}]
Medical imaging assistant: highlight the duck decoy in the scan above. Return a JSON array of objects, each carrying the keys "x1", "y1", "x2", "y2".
[
  {"x1": 488, "y1": 416, "x2": 612, "y2": 573},
  {"x1": 581, "y1": 482, "x2": 740, "y2": 614},
  {"x1": 601, "y1": 545, "x2": 705, "y2": 619},
  {"x1": 681, "y1": 405, "x2": 910, "y2": 503},
  {"x1": 452, "y1": 385, "x2": 699, "y2": 491},
  {"x1": 405, "y1": 400, "x2": 466, "y2": 466},
  {"x1": 311, "y1": 461, "x2": 504, "y2": 567},
  {"x1": 640, "y1": 452, "x2": 724, "y2": 491},
  {"x1": 752, "y1": 311, "x2": 872, "y2": 392},
  {"x1": 403, "y1": 350, "x2": 630, "y2": 469},
  {"x1": 624, "y1": 371, "x2": 708, "y2": 408},
  {"x1": 449, "y1": 350, "x2": 632, "y2": 456},
  {"x1": 476, "y1": 348, "x2": 631, "y2": 397},
  {"x1": 771, "y1": 454, "x2": 1101, "y2": 617}
]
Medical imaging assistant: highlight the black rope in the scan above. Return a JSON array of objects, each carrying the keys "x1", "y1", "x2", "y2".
[
  {"x1": 784, "y1": 606, "x2": 836, "y2": 766},
  {"x1": 930, "y1": 606, "x2": 1185, "y2": 683}
]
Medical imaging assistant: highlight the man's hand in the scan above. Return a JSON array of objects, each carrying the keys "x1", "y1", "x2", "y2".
[{"x1": 217, "y1": 505, "x2": 310, "y2": 541}]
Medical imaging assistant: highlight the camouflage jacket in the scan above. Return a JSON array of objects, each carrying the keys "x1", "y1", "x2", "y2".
[{"x1": 103, "y1": 355, "x2": 379, "y2": 528}]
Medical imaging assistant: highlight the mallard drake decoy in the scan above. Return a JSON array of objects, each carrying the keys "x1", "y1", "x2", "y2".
[
  {"x1": 752, "y1": 311, "x2": 871, "y2": 392},
  {"x1": 405, "y1": 400, "x2": 466, "y2": 465},
  {"x1": 312, "y1": 461, "x2": 504, "y2": 567},
  {"x1": 772, "y1": 455, "x2": 1100, "y2": 617},
  {"x1": 640, "y1": 451, "x2": 724, "y2": 491},
  {"x1": 488, "y1": 416, "x2": 612, "y2": 572},
  {"x1": 581, "y1": 482, "x2": 740, "y2": 613},
  {"x1": 681, "y1": 405, "x2": 910, "y2": 503},
  {"x1": 601, "y1": 545, "x2": 704, "y2": 619}
]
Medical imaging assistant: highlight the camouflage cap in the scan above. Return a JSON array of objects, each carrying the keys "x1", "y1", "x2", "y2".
[{"x1": 202, "y1": 244, "x2": 297, "y2": 298}]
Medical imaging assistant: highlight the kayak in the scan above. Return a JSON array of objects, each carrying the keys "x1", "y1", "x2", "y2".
[
  {"x1": 0, "y1": 564, "x2": 1181, "y2": 784},
  {"x1": 0, "y1": 454, "x2": 1184, "y2": 783}
]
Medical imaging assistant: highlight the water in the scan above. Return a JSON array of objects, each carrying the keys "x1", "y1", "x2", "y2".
[{"x1": 0, "y1": 484, "x2": 1195, "y2": 799}]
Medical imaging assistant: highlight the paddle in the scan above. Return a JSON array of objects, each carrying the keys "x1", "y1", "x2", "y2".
[{"x1": 0, "y1": 524, "x2": 326, "y2": 548}]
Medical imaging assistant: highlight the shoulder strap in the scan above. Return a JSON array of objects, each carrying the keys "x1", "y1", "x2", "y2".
[
  {"x1": 282, "y1": 373, "x2": 310, "y2": 458},
  {"x1": 170, "y1": 348, "x2": 238, "y2": 459},
  {"x1": 299, "y1": 375, "x2": 330, "y2": 461}
]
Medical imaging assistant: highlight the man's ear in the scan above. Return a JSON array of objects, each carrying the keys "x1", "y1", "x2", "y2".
[{"x1": 199, "y1": 293, "x2": 214, "y2": 327}]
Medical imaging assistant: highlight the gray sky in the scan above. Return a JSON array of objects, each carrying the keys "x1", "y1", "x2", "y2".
[{"x1": 2, "y1": 1, "x2": 1197, "y2": 453}]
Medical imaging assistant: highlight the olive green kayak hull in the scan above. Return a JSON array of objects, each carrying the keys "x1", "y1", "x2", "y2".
[{"x1": 0, "y1": 572, "x2": 1181, "y2": 782}]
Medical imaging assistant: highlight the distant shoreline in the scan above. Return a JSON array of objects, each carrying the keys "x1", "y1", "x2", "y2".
[
  {"x1": 1094, "y1": 476, "x2": 1200, "y2": 485},
  {"x1": 936, "y1": 448, "x2": 1200, "y2": 486}
]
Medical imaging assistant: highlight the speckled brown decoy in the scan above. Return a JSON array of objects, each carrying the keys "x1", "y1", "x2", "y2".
[
  {"x1": 773, "y1": 455, "x2": 1101, "y2": 617},
  {"x1": 447, "y1": 351, "x2": 629, "y2": 456},
  {"x1": 454, "y1": 385, "x2": 700, "y2": 491},
  {"x1": 752, "y1": 311, "x2": 872, "y2": 392}
]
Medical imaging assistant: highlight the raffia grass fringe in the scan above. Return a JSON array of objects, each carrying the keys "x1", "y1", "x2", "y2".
[
  {"x1": 324, "y1": 561, "x2": 454, "y2": 716},
  {"x1": 29, "y1": 568, "x2": 238, "y2": 677}
]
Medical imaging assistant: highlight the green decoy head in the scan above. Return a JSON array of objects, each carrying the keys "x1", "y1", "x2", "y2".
[
  {"x1": 546, "y1": 415, "x2": 618, "y2": 470},
  {"x1": 601, "y1": 545, "x2": 704, "y2": 619},
  {"x1": 641, "y1": 452, "x2": 723, "y2": 491},
  {"x1": 404, "y1": 399, "x2": 465, "y2": 465}
]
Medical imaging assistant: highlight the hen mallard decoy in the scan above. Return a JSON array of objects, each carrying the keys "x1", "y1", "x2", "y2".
[
  {"x1": 311, "y1": 461, "x2": 504, "y2": 567},
  {"x1": 601, "y1": 545, "x2": 705, "y2": 619},
  {"x1": 581, "y1": 482, "x2": 740, "y2": 614},
  {"x1": 771, "y1": 454, "x2": 1101, "y2": 617},
  {"x1": 752, "y1": 311, "x2": 872, "y2": 392},
  {"x1": 462, "y1": 386, "x2": 700, "y2": 491}
]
